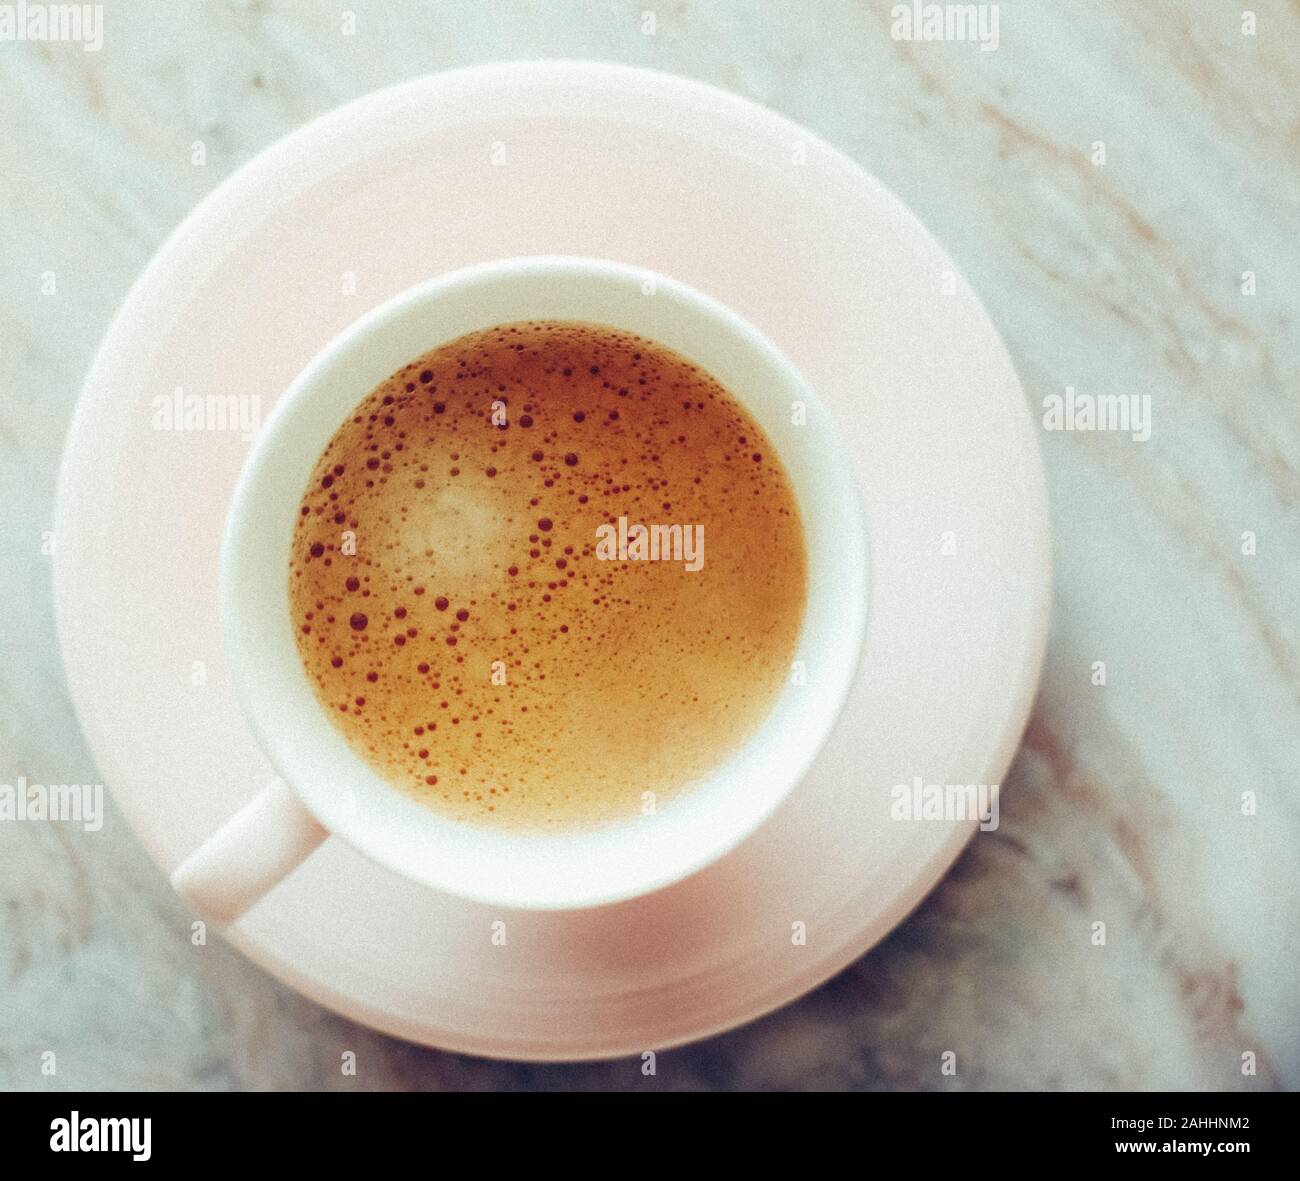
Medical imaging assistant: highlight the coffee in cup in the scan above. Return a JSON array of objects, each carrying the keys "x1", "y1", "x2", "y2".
[{"x1": 288, "y1": 320, "x2": 807, "y2": 830}]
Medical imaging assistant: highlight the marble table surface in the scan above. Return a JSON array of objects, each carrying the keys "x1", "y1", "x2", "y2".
[{"x1": 1, "y1": 1, "x2": 1296, "y2": 1091}]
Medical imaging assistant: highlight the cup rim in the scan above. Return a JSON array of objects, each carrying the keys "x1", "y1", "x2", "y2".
[{"x1": 221, "y1": 255, "x2": 869, "y2": 909}]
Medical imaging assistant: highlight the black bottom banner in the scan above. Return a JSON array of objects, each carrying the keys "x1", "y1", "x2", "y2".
[{"x1": 3, "y1": 1089, "x2": 1286, "y2": 1168}]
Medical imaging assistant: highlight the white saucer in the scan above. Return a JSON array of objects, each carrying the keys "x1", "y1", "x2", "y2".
[{"x1": 54, "y1": 62, "x2": 1049, "y2": 1060}]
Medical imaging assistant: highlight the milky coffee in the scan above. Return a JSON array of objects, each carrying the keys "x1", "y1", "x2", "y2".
[{"x1": 288, "y1": 321, "x2": 806, "y2": 830}]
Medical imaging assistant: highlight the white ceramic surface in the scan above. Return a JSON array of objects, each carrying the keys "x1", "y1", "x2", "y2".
[
  {"x1": 49, "y1": 62, "x2": 1049, "y2": 1060},
  {"x1": 182, "y1": 256, "x2": 867, "y2": 915}
]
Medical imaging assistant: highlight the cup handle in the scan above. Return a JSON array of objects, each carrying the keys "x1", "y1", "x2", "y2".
[{"x1": 170, "y1": 778, "x2": 327, "y2": 925}]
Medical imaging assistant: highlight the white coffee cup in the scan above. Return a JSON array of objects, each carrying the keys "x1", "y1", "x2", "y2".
[{"x1": 171, "y1": 257, "x2": 868, "y2": 921}]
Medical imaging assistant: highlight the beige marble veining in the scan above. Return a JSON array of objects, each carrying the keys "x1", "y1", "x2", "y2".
[{"x1": 1, "y1": 1, "x2": 1296, "y2": 1089}]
